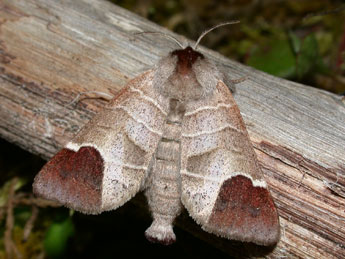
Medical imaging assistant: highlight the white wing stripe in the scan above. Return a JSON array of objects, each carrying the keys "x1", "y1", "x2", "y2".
[
  {"x1": 122, "y1": 163, "x2": 148, "y2": 170},
  {"x1": 181, "y1": 170, "x2": 223, "y2": 183},
  {"x1": 185, "y1": 103, "x2": 234, "y2": 116},
  {"x1": 129, "y1": 87, "x2": 168, "y2": 116},
  {"x1": 182, "y1": 124, "x2": 243, "y2": 138},
  {"x1": 65, "y1": 142, "x2": 148, "y2": 171},
  {"x1": 116, "y1": 105, "x2": 163, "y2": 136},
  {"x1": 181, "y1": 170, "x2": 267, "y2": 188}
]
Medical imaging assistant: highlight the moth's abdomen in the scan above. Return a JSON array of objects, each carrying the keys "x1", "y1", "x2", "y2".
[{"x1": 144, "y1": 99, "x2": 185, "y2": 245}]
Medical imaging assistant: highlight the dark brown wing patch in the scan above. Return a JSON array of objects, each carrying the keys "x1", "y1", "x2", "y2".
[
  {"x1": 33, "y1": 147, "x2": 104, "y2": 214},
  {"x1": 208, "y1": 175, "x2": 280, "y2": 246}
]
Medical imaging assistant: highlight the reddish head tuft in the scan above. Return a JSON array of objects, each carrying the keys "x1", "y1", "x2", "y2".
[{"x1": 171, "y1": 46, "x2": 204, "y2": 75}]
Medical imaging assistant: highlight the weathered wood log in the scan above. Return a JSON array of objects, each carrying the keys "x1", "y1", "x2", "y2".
[{"x1": 0, "y1": 0, "x2": 344, "y2": 257}]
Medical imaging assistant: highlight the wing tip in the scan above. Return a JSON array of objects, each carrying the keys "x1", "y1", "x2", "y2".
[
  {"x1": 32, "y1": 147, "x2": 105, "y2": 215},
  {"x1": 206, "y1": 174, "x2": 280, "y2": 246}
]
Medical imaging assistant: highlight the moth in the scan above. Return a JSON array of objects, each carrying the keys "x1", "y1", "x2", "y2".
[{"x1": 33, "y1": 22, "x2": 280, "y2": 246}]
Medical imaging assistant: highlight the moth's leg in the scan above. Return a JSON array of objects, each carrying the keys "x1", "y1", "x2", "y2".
[
  {"x1": 67, "y1": 91, "x2": 114, "y2": 107},
  {"x1": 229, "y1": 76, "x2": 247, "y2": 84},
  {"x1": 227, "y1": 76, "x2": 247, "y2": 93}
]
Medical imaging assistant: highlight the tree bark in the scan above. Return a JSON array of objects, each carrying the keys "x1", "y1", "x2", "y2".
[{"x1": 0, "y1": 0, "x2": 344, "y2": 258}]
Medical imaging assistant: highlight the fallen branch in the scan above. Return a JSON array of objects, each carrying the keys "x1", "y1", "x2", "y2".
[{"x1": 0, "y1": 0, "x2": 344, "y2": 257}]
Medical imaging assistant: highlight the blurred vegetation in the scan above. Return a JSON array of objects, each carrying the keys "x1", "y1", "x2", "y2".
[
  {"x1": 115, "y1": 0, "x2": 345, "y2": 94},
  {"x1": 1, "y1": 1, "x2": 345, "y2": 258}
]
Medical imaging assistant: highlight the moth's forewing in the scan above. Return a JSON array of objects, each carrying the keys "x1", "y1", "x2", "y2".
[
  {"x1": 180, "y1": 81, "x2": 280, "y2": 246},
  {"x1": 33, "y1": 71, "x2": 169, "y2": 214}
]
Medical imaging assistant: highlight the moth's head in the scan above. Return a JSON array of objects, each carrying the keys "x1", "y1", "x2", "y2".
[
  {"x1": 153, "y1": 44, "x2": 221, "y2": 102},
  {"x1": 151, "y1": 21, "x2": 240, "y2": 102},
  {"x1": 171, "y1": 46, "x2": 204, "y2": 76}
]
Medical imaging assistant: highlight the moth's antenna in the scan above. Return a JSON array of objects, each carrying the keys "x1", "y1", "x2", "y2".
[
  {"x1": 135, "y1": 31, "x2": 184, "y2": 49},
  {"x1": 194, "y1": 21, "x2": 240, "y2": 50}
]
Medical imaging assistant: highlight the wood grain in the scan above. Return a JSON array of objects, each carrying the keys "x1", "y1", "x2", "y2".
[{"x1": 0, "y1": 0, "x2": 344, "y2": 257}]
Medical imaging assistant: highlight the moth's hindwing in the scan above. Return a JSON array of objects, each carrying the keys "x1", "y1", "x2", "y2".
[
  {"x1": 180, "y1": 81, "x2": 280, "y2": 246},
  {"x1": 33, "y1": 71, "x2": 169, "y2": 214}
]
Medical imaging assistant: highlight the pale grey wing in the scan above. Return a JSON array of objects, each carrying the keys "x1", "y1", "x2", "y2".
[
  {"x1": 180, "y1": 81, "x2": 279, "y2": 245},
  {"x1": 33, "y1": 71, "x2": 170, "y2": 214}
]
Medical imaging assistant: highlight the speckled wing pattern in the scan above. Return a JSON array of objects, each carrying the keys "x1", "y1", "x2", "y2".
[
  {"x1": 180, "y1": 81, "x2": 280, "y2": 246},
  {"x1": 33, "y1": 71, "x2": 170, "y2": 214},
  {"x1": 34, "y1": 42, "x2": 280, "y2": 246}
]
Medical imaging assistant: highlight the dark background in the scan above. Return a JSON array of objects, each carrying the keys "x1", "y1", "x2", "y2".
[{"x1": 1, "y1": 0, "x2": 345, "y2": 258}]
